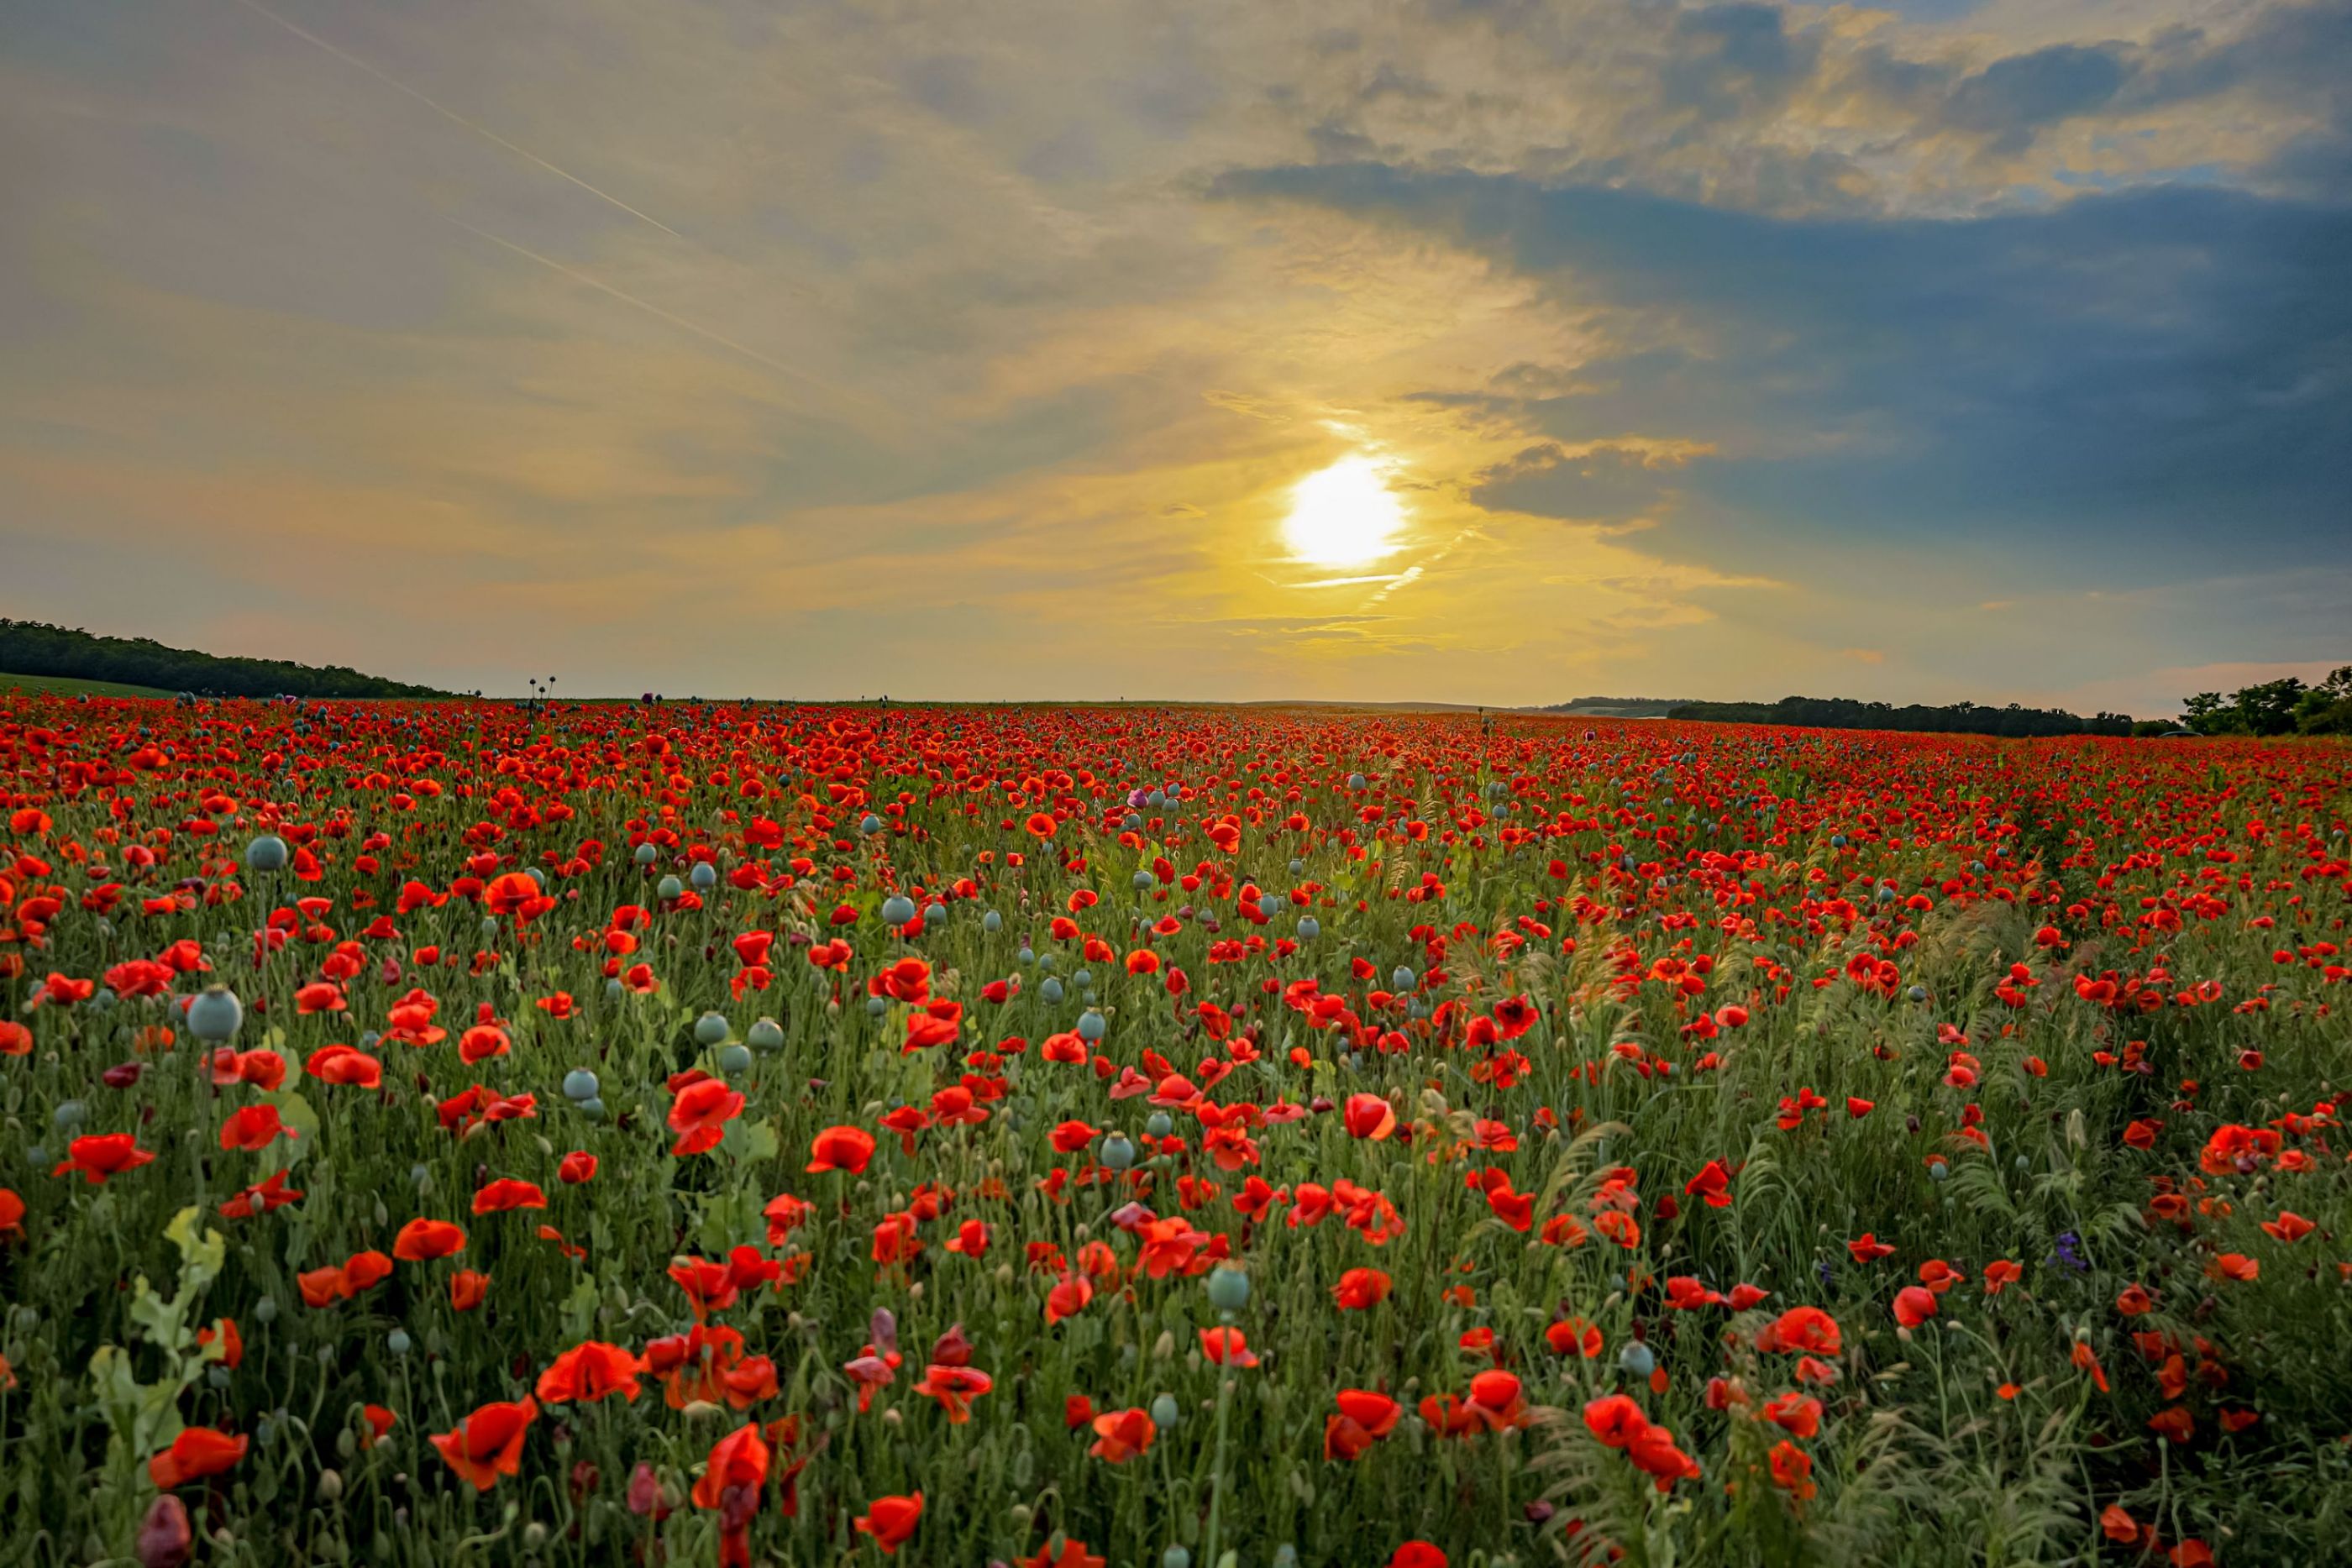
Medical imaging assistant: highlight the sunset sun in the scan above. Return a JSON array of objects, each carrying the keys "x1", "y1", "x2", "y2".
[{"x1": 1283, "y1": 454, "x2": 1405, "y2": 569}]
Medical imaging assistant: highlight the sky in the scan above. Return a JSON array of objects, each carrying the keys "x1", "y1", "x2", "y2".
[{"x1": 3, "y1": 0, "x2": 2347, "y2": 715}]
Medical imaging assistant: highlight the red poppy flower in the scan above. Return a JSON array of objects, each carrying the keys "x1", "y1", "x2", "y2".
[
  {"x1": 218, "y1": 1104, "x2": 290, "y2": 1151},
  {"x1": 1341, "y1": 1093, "x2": 1396, "y2": 1141},
  {"x1": 1332, "y1": 1267, "x2": 1392, "y2": 1310},
  {"x1": 667, "y1": 1078, "x2": 745, "y2": 1156},
  {"x1": 472, "y1": 1178, "x2": 548, "y2": 1214},
  {"x1": 807, "y1": 1125, "x2": 878, "y2": 1175},
  {"x1": 150, "y1": 1428, "x2": 248, "y2": 1490},
  {"x1": 853, "y1": 1492, "x2": 923, "y2": 1555},
  {"x1": 393, "y1": 1218, "x2": 467, "y2": 1261},
  {"x1": 911, "y1": 1363, "x2": 994, "y2": 1423},
  {"x1": 429, "y1": 1398, "x2": 536, "y2": 1491},
  {"x1": 449, "y1": 1269, "x2": 490, "y2": 1311},
  {"x1": 52, "y1": 1132, "x2": 155, "y2": 1184},
  {"x1": 539, "y1": 1342, "x2": 646, "y2": 1405},
  {"x1": 1088, "y1": 1408, "x2": 1156, "y2": 1463}
]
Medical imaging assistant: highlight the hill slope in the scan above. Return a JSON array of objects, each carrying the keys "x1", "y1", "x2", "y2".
[
  {"x1": 0, "y1": 619, "x2": 447, "y2": 700},
  {"x1": 2, "y1": 670, "x2": 175, "y2": 699}
]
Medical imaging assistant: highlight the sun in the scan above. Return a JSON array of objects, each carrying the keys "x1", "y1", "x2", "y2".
[{"x1": 1283, "y1": 454, "x2": 1405, "y2": 568}]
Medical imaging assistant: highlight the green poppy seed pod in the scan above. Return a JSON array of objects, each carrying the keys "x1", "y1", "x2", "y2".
[
  {"x1": 562, "y1": 1069, "x2": 600, "y2": 1103},
  {"x1": 318, "y1": 1470, "x2": 343, "y2": 1502},
  {"x1": 633, "y1": 842, "x2": 659, "y2": 867},
  {"x1": 656, "y1": 875, "x2": 684, "y2": 901},
  {"x1": 1100, "y1": 1133, "x2": 1136, "y2": 1172},
  {"x1": 186, "y1": 985, "x2": 244, "y2": 1044},
  {"x1": 244, "y1": 835, "x2": 289, "y2": 872},
  {"x1": 880, "y1": 894, "x2": 917, "y2": 926},
  {"x1": 982, "y1": 910, "x2": 1003, "y2": 933},
  {"x1": 1206, "y1": 1265, "x2": 1250, "y2": 1313},
  {"x1": 1163, "y1": 1550, "x2": 1191, "y2": 1568},
  {"x1": 386, "y1": 1329, "x2": 411, "y2": 1356},
  {"x1": 252, "y1": 1296, "x2": 278, "y2": 1324},
  {"x1": 694, "y1": 1012, "x2": 731, "y2": 1046},
  {"x1": 747, "y1": 1017, "x2": 785, "y2": 1052},
  {"x1": 716, "y1": 1044, "x2": 752, "y2": 1075},
  {"x1": 689, "y1": 863, "x2": 717, "y2": 891},
  {"x1": 1150, "y1": 1392, "x2": 1180, "y2": 1428}
]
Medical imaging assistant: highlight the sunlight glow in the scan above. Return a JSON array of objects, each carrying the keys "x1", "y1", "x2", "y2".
[{"x1": 1283, "y1": 455, "x2": 1405, "y2": 568}]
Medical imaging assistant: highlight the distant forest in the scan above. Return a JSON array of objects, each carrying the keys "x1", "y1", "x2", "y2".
[
  {"x1": 1536, "y1": 696, "x2": 1690, "y2": 717},
  {"x1": 1660, "y1": 671, "x2": 2352, "y2": 739},
  {"x1": 0, "y1": 619, "x2": 447, "y2": 700},
  {"x1": 1665, "y1": 695, "x2": 2140, "y2": 737}
]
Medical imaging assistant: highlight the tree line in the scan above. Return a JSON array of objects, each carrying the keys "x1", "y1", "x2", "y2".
[
  {"x1": 0, "y1": 619, "x2": 448, "y2": 700},
  {"x1": 2181, "y1": 669, "x2": 2352, "y2": 737},
  {"x1": 1664, "y1": 695, "x2": 2140, "y2": 738}
]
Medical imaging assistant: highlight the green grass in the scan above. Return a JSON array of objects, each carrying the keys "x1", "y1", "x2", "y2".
[{"x1": 0, "y1": 669, "x2": 175, "y2": 699}]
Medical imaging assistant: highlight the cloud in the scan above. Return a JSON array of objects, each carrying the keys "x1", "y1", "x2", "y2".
[
  {"x1": 1211, "y1": 162, "x2": 2352, "y2": 574},
  {"x1": 3, "y1": 0, "x2": 2347, "y2": 706}
]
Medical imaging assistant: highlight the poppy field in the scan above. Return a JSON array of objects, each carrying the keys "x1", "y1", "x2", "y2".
[{"x1": 2, "y1": 695, "x2": 2348, "y2": 1568}]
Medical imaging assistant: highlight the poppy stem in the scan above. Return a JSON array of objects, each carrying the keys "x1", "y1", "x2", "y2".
[{"x1": 1202, "y1": 1340, "x2": 1236, "y2": 1568}]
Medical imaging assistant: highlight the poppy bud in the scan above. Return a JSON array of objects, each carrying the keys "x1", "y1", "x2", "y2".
[
  {"x1": 136, "y1": 1496, "x2": 192, "y2": 1568},
  {"x1": 626, "y1": 1461, "x2": 666, "y2": 1518}
]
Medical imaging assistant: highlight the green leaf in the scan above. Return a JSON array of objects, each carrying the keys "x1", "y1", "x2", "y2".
[
  {"x1": 264, "y1": 1089, "x2": 322, "y2": 1169},
  {"x1": 164, "y1": 1205, "x2": 226, "y2": 1286},
  {"x1": 89, "y1": 1344, "x2": 184, "y2": 1456},
  {"x1": 695, "y1": 1189, "x2": 760, "y2": 1254},
  {"x1": 726, "y1": 1118, "x2": 780, "y2": 1166},
  {"x1": 560, "y1": 1274, "x2": 601, "y2": 1340}
]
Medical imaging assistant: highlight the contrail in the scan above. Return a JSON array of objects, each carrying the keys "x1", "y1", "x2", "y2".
[
  {"x1": 231, "y1": 0, "x2": 684, "y2": 240},
  {"x1": 442, "y1": 218, "x2": 911, "y2": 438},
  {"x1": 446, "y1": 218, "x2": 814, "y2": 387}
]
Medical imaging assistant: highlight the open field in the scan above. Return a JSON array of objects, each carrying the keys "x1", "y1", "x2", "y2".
[
  {"x1": 1, "y1": 695, "x2": 2347, "y2": 1567},
  {"x1": 1, "y1": 671, "x2": 176, "y2": 700}
]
